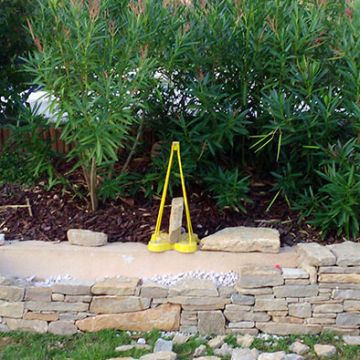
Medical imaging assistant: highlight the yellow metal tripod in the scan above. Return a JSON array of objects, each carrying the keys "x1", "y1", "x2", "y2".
[{"x1": 148, "y1": 141, "x2": 198, "y2": 253}]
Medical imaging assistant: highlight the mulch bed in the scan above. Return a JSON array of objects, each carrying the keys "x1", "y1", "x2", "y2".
[{"x1": 0, "y1": 177, "x2": 343, "y2": 247}]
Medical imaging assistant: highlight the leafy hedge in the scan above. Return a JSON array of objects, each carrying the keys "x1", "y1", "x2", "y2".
[{"x1": 6, "y1": 0, "x2": 359, "y2": 239}]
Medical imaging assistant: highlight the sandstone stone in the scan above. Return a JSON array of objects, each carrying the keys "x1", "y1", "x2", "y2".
[
  {"x1": 313, "y1": 304, "x2": 343, "y2": 313},
  {"x1": 282, "y1": 268, "x2": 309, "y2": 279},
  {"x1": 0, "y1": 301, "x2": 24, "y2": 318},
  {"x1": 256, "y1": 322, "x2": 321, "y2": 335},
  {"x1": 258, "y1": 352, "x2": 286, "y2": 360},
  {"x1": 322, "y1": 326, "x2": 360, "y2": 335},
  {"x1": 52, "y1": 280, "x2": 93, "y2": 295},
  {"x1": 207, "y1": 335, "x2": 225, "y2": 349},
  {"x1": 172, "y1": 334, "x2": 190, "y2": 345},
  {"x1": 219, "y1": 287, "x2": 237, "y2": 297},
  {"x1": 180, "y1": 311, "x2": 197, "y2": 325},
  {"x1": 25, "y1": 287, "x2": 51, "y2": 302},
  {"x1": 52, "y1": 293, "x2": 65, "y2": 301},
  {"x1": 319, "y1": 282, "x2": 360, "y2": 289},
  {"x1": 23, "y1": 311, "x2": 58, "y2": 321},
  {"x1": 140, "y1": 351, "x2": 177, "y2": 360},
  {"x1": 227, "y1": 328, "x2": 259, "y2": 336},
  {"x1": 344, "y1": 300, "x2": 360, "y2": 311},
  {"x1": 168, "y1": 197, "x2": 184, "y2": 243},
  {"x1": 254, "y1": 298, "x2": 287, "y2": 311},
  {"x1": 237, "y1": 287, "x2": 273, "y2": 295},
  {"x1": 224, "y1": 310, "x2": 270, "y2": 322},
  {"x1": 268, "y1": 311, "x2": 288, "y2": 317},
  {"x1": 313, "y1": 313, "x2": 336, "y2": 318},
  {"x1": 67, "y1": 229, "x2": 107, "y2": 247},
  {"x1": 231, "y1": 294, "x2": 255, "y2": 305},
  {"x1": 333, "y1": 289, "x2": 360, "y2": 300},
  {"x1": 285, "y1": 279, "x2": 309, "y2": 285},
  {"x1": 0, "y1": 285, "x2": 24, "y2": 302},
  {"x1": 314, "y1": 344, "x2": 336, "y2": 358},
  {"x1": 300, "y1": 263, "x2": 317, "y2": 284},
  {"x1": 154, "y1": 338, "x2": 173, "y2": 352},
  {"x1": 92, "y1": 277, "x2": 139, "y2": 296},
  {"x1": 90, "y1": 296, "x2": 150, "y2": 314},
  {"x1": 288, "y1": 303, "x2": 311, "y2": 318},
  {"x1": 343, "y1": 335, "x2": 360, "y2": 346},
  {"x1": 59, "y1": 312, "x2": 91, "y2": 321},
  {"x1": 231, "y1": 348, "x2": 258, "y2": 360},
  {"x1": 6, "y1": 318, "x2": 47, "y2": 333},
  {"x1": 168, "y1": 278, "x2": 218, "y2": 297},
  {"x1": 49, "y1": 320, "x2": 77, "y2": 335},
  {"x1": 200, "y1": 226, "x2": 280, "y2": 253},
  {"x1": 140, "y1": 282, "x2": 168, "y2": 298},
  {"x1": 25, "y1": 301, "x2": 88, "y2": 312},
  {"x1": 237, "y1": 266, "x2": 283, "y2": 289},
  {"x1": 286, "y1": 298, "x2": 299, "y2": 303},
  {"x1": 166, "y1": 296, "x2": 229, "y2": 310},
  {"x1": 65, "y1": 295, "x2": 92, "y2": 303},
  {"x1": 336, "y1": 313, "x2": 360, "y2": 327},
  {"x1": 236, "y1": 334, "x2": 254, "y2": 347},
  {"x1": 272, "y1": 316, "x2": 303, "y2": 324},
  {"x1": 297, "y1": 243, "x2": 336, "y2": 266},
  {"x1": 328, "y1": 241, "x2": 360, "y2": 266},
  {"x1": 289, "y1": 341, "x2": 309, "y2": 355},
  {"x1": 198, "y1": 310, "x2": 225, "y2": 335},
  {"x1": 319, "y1": 273, "x2": 360, "y2": 283},
  {"x1": 273, "y1": 285, "x2": 318, "y2": 298},
  {"x1": 306, "y1": 317, "x2": 335, "y2": 325},
  {"x1": 228, "y1": 321, "x2": 255, "y2": 328},
  {"x1": 225, "y1": 304, "x2": 252, "y2": 311},
  {"x1": 76, "y1": 304, "x2": 180, "y2": 332},
  {"x1": 319, "y1": 266, "x2": 360, "y2": 274}
]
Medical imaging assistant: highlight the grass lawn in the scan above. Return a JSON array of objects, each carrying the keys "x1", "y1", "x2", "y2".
[{"x1": 0, "y1": 330, "x2": 359, "y2": 359}]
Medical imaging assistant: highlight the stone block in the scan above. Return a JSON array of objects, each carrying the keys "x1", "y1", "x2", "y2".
[
  {"x1": 52, "y1": 280, "x2": 93, "y2": 295},
  {"x1": 6, "y1": 318, "x2": 47, "y2": 333},
  {"x1": 25, "y1": 287, "x2": 51, "y2": 302},
  {"x1": 0, "y1": 285, "x2": 24, "y2": 302},
  {"x1": 0, "y1": 301, "x2": 24, "y2": 318},
  {"x1": 90, "y1": 296, "x2": 150, "y2": 314},
  {"x1": 256, "y1": 322, "x2": 321, "y2": 335},
  {"x1": 200, "y1": 226, "x2": 280, "y2": 253},
  {"x1": 76, "y1": 303, "x2": 180, "y2": 332},
  {"x1": 23, "y1": 311, "x2": 58, "y2": 321},
  {"x1": 25, "y1": 301, "x2": 88, "y2": 312},
  {"x1": 140, "y1": 282, "x2": 168, "y2": 298},
  {"x1": 225, "y1": 304, "x2": 252, "y2": 311},
  {"x1": 168, "y1": 197, "x2": 184, "y2": 243},
  {"x1": 237, "y1": 287, "x2": 273, "y2": 295},
  {"x1": 273, "y1": 285, "x2": 318, "y2": 298},
  {"x1": 166, "y1": 296, "x2": 229, "y2": 310},
  {"x1": 297, "y1": 243, "x2": 336, "y2": 266},
  {"x1": 52, "y1": 293, "x2": 65, "y2": 301},
  {"x1": 285, "y1": 279, "x2": 310, "y2": 285},
  {"x1": 344, "y1": 300, "x2": 360, "y2": 311},
  {"x1": 237, "y1": 266, "x2": 283, "y2": 289},
  {"x1": 328, "y1": 241, "x2": 360, "y2": 266},
  {"x1": 319, "y1": 273, "x2": 360, "y2": 284},
  {"x1": 254, "y1": 299, "x2": 287, "y2": 311},
  {"x1": 198, "y1": 311, "x2": 225, "y2": 335},
  {"x1": 224, "y1": 310, "x2": 270, "y2": 322},
  {"x1": 282, "y1": 268, "x2": 309, "y2": 279},
  {"x1": 272, "y1": 316, "x2": 303, "y2": 324},
  {"x1": 333, "y1": 289, "x2": 360, "y2": 300},
  {"x1": 67, "y1": 229, "x2": 107, "y2": 247},
  {"x1": 65, "y1": 295, "x2": 92, "y2": 303},
  {"x1": 228, "y1": 321, "x2": 255, "y2": 329},
  {"x1": 288, "y1": 303, "x2": 311, "y2": 318},
  {"x1": 343, "y1": 336, "x2": 360, "y2": 346},
  {"x1": 314, "y1": 344, "x2": 336, "y2": 358},
  {"x1": 300, "y1": 263, "x2": 317, "y2": 284},
  {"x1": 48, "y1": 320, "x2": 78, "y2": 335},
  {"x1": 319, "y1": 266, "x2": 360, "y2": 274},
  {"x1": 336, "y1": 313, "x2": 360, "y2": 327},
  {"x1": 313, "y1": 304, "x2": 343, "y2": 313},
  {"x1": 219, "y1": 287, "x2": 237, "y2": 297},
  {"x1": 91, "y1": 277, "x2": 139, "y2": 296},
  {"x1": 231, "y1": 294, "x2": 255, "y2": 305},
  {"x1": 168, "y1": 278, "x2": 218, "y2": 297}
]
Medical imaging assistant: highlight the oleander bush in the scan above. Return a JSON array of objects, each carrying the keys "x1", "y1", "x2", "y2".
[{"x1": 22, "y1": 0, "x2": 360, "y2": 238}]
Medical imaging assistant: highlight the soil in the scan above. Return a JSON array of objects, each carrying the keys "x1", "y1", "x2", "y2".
[{"x1": 0, "y1": 176, "x2": 342, "y2": 247}]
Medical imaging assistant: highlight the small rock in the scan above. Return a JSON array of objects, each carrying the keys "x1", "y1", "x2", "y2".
[
  {"x1": 172, "y1": 334, "x2": 190, "y2": 345},
  {"x1": 193, "y1": 345, "x2": 206, "y2": 357},
  {"x1": 343, "y1": 335, "x2": 360, "y2": 346},
  {"x1": 137, "y1": 338, "x2": 147, "y2": 345},
  {"x1": 314, "y1": 344, "x2": 336, "y2": 358},
  {"x1": 207, "y1": 335, "x2": 225, "y2": 349},
  {"x1": 285, "y1": 355, "x2": 304, "y2": 360},
  {"x1": 258, "y1": 352, "x2": 286, "y2": 360},
  {"x1": 289, "y1": 342, "x2": 309, "y2": 355},
  {"x1": 232, "y1": 348, "x2": 258, "y2": 360},
  {"x1": 67, "y1": 229, "x2": 107, "y2": 247},
  {"x1": 115, "y1": 345, "x2": 136, "y2": 352},
  {"x1": 140, "y1": 351, "x2": 177, "y2": 360},
  {"x1": 154, "y1": 338, "x2": 173, "y2": 353},
  {"x1": 236, "y1": 334, "x2": 254, "y2": 348},
  {"x1": 214, "y1": 343, "x2": 233, "y2": 357}
]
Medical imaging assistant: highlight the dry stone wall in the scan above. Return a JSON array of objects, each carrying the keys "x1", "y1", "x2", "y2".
[{"x1": 1, "y1": 241, "x2": 360, "y2": 335}]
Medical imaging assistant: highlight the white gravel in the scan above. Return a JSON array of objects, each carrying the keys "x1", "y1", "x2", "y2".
[{"x1": 144, "y1": 270, "x2": 239, "y2": 288}]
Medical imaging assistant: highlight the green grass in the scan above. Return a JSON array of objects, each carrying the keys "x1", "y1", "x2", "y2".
[{"x1": 0, "y1": 331, "x2": 360, "y2": 360}]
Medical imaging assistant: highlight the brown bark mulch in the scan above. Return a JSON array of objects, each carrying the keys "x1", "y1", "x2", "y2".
[{"x1": 0, "y1": 179, "x2": 343, "y2": 247}]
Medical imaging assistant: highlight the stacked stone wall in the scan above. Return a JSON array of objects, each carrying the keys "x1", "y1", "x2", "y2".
[{"x1": 0, "y1": 241, "x2": 360, "y2": 335}]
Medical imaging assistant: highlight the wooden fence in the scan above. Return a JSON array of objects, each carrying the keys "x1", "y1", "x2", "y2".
[{"x1": 0, "y1": 127, "x2": 70, "y2": 154}]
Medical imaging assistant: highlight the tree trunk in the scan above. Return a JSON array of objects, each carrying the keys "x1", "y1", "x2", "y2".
[{"x1": 82, "y1": 157, "x2": 98, "y2": 212}]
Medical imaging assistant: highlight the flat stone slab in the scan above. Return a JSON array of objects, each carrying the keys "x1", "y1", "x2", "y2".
[
  {"x1": 67, "y1": 229, "x2": 107, "y2": 247},
  {"x1": 91, "y1": 277, "x2": 139, "y2": 296},
  {"x1": 236, "y1": 266, "x2": 283, "y2": 289},
  {"x1": 200, "y1": 226, "x2": 280, "y2": 253},
  {"x1": 168, "y1": 279, "x2": 218, "y2": 297},
  {"x1": 297, "y1": 243, "x2": 336, "y2": 266},
  {"x1": 327, "y1": 241, "x2": 360, "y2": 266}
]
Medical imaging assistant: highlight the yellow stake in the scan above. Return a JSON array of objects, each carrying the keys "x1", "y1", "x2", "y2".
[{"x1": 148, "y1": 141, "x2": 198, "y2": 253}]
